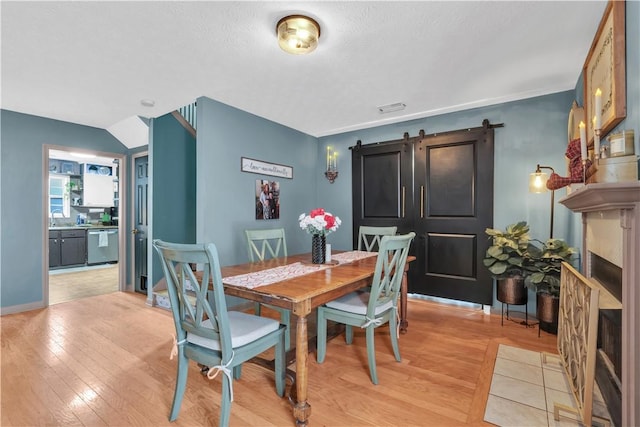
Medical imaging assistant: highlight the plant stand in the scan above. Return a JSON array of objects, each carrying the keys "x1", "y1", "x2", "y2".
[{"x1": 497, "y1": 277, "x2": 530, "y2": 326}]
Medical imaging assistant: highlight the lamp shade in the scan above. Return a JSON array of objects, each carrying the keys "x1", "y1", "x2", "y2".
[
  {"x1": 276, "y1": 15, "x2": 321, "y2": 54},
  {"x1": 529, "y1": 171, "x2": 549, "y2": 193}
]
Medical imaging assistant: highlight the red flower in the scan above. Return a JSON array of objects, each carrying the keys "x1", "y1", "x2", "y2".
[
  {"x1": 324, "y1": 214, "x2": 335, "y2": 229},
  {"x1": 310, "y1": 208, "x2": 325, "y2": 218}
]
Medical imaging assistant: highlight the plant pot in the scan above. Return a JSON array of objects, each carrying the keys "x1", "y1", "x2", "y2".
[
  {"x1": 537, "y1": 292, "x2": 559, "y2": 335},
  {"x1": 496, "y1": 277, "x2": 527, "y2": 305}
]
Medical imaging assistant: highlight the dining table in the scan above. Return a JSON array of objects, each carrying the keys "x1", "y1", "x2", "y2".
[{"x1": 218, "y1": 250, "x2": 413, "y2": 426}]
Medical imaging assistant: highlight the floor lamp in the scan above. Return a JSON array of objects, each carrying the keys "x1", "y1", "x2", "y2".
[{"x1": 529, "y1": 164, "x2": 555, "y2": 239}]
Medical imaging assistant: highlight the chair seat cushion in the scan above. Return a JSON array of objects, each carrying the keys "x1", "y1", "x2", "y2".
[
  {"x1": 325, "y1": 291, "x2": 393, "y2": 315},
  {"x1": 187, "y1": 311, "x2": 280, "y2": 350}
]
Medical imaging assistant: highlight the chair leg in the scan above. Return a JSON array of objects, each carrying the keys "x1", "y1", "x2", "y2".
[
  {"x1": 274, "y1": 332, "x2": 286, "y2": 397},
  {"x1": 389, "y1": 314, "x2": 401, "y2": 362},
  {"x1": 365, "y1": 327, "x2": 379, "y2": 385},
  {"x1": 169, "y1": 355, "x2": 189, "y2": 421},
  {"x1": 345, "y1": 325, "x2": 354, "y2": 344},
  {"x1": 219, "y1": 374, "x2": 232, "y2": 427},
  {"x1": 316, "y1": 308, "x2": 327, "y2": 363},
  {"x1": 233, "y1": 365, "x2": 242, "y2": 380},
  {"x1": 280, "y1": 310, "x2": 291, "y2": 351}
]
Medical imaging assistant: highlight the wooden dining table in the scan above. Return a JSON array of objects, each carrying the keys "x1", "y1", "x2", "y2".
[{"x1": 218, "y1": 251, "x2": 413, "y2": 426}]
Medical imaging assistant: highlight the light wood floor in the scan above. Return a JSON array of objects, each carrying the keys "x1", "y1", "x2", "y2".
[
  {"x1": 48, "y1": 265, "x2": 119, "y2": 305},
  {"x1": 0, "y1": 292, "x2": 557, "y2": 426}
]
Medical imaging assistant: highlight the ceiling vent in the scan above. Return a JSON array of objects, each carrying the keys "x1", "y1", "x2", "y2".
[{"x1": 377, "y1": 102, "x2": 406, "y2": 114}]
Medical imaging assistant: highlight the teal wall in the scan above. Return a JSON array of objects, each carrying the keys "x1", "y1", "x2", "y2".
[
  {"x1": 149, "y1": 113, "x2": 196, "y2": 286},
  {"x1": 319, "y1": 91, "x2": 577, "y2": 251},
  {"x1": 0, "y1": 110, "x2": 127, "y2": 310},
  {"x1": 193, "y1": 97, "x2": 318, "y2": 269}
]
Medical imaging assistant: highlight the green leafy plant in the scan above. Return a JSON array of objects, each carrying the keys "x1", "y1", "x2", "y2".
[
  {"x1": 483, "y1": 221, "x2": 534, "y2": 279},
  {"x1": 524, "y1": 238, "x2": 577, "y2": 297}
]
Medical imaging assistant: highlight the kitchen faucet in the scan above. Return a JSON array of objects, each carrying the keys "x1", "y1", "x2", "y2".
[{"x1": 50, "y1": 209, "x2": 65, "y2": 227}]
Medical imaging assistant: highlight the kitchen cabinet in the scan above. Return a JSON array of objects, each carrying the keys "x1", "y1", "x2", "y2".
[
  {"x1": 49, "y1": 229, "x2": 86, "y2": 268},
  {"x1": 83, "y1": 163, "x2": 115, "y2": 207},
  {"x1": 49, "y1": 231, "x2": 62, "y2": 268}
]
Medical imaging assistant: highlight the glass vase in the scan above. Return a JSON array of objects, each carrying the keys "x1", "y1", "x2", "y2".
[{"x1": 311, "y1": 234, "x2": 326, "y2": 264}]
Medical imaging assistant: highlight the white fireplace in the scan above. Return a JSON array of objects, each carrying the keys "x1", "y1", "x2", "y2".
[{"x1": 560, "y1": 182, "x2": 640, "y2": 427}]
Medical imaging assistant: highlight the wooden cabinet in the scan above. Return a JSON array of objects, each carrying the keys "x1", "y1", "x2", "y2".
[{"x1": 49, "y1": 229, "x2": 86, "y2": 268}]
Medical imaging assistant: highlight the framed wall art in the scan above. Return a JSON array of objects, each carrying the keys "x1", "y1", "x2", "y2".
[
  {"x1": 583, "y1": 0, "x2": 626, "y2": 145},
  {"x1": 241, "y1": 157, "x2": 293, "y2": 179}
]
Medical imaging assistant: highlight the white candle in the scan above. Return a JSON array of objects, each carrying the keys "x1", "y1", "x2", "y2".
[
  {"x1": 594, "y1": 88, "x2": 602, "y2": 130},
  {"x1": 326, "y1": 146, "x2": 330, "y2": 170},
  {"x1": 333, "y1": 151, "x2": 338, "y2": 170},
  {"x1": 579, "y1": 121, "x2": 587, "y2": 160},
  {"x1": 326, "y1": 244, "x2": 332, "y2": 262},
  {"x1": 593, "y1": 116, "x2": 600, "y2": 157}
]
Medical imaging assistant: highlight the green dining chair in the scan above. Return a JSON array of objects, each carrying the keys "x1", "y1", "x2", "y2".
[
  {"x1": 357, "y1": 225, "x2": 398, "y2": 251},
  {"x1": 153, "y1": 239, "x2": 286, "y2": 427},
  {"x1": 245, "y1": 228, "x2": 291, "y2": 350},
  {"x1": 317, "y1": 232, "x2": 415, "y2": 384}
]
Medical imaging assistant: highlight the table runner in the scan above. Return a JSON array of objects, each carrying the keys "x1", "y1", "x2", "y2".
[{"x1": 223, "y1": 250, "x2": 377, "y2": 290}]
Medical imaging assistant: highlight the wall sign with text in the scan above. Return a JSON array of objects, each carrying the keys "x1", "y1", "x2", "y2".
[{"x1": 241, "y1": 157, "x2": 293, "y2": 179}]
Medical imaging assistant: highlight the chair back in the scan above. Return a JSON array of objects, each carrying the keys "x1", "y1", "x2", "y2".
[
  {"x1": 153, "y1": 240, "x2": 233, "y2": 359},
  {"x1": 367, "y1": 232, "x2": 415, "y2": 316},
  {"x1": 245, "y1": 228, "x2": 287, "y2": 261},
  {"x1": 357, "y1": 226, "x2": 398, "y2": 251}
]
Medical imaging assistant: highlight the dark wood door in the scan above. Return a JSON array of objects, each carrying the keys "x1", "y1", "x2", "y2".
[
  {"x1": 413, "y1": 124, "x2": 494, "y2": 304},
  {"x1": 351, "y1": 135, "x2": 415, "y2": 247}
]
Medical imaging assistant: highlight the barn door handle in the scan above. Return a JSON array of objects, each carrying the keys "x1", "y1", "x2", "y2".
[
  {"x1": 401, "y1": 186, "x2": 406, "y2": 218},
  {"x1": 420, "y1": 185, "x2": 424, "y2": 218}
]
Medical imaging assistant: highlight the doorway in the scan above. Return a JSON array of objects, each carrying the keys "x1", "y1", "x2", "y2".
[
  {"x1": 131, "y1": 153, "x2": 149, "y2": 300},
  {"x1": 45, "y1": 147, "x2": 125, "y2": 305}
]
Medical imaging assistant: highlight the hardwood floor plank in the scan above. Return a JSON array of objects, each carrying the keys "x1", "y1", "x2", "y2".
[{"x1": 1, "y1": 292, "x2": 558, "y2": 426}]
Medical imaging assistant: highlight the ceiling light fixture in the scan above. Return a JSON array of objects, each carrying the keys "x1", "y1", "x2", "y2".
[
  {"x1": 276, "y1": 15, "x2": 321, "y2": 55},
  {"x1": 378, "y1": 102, "x2": 406, "y2": 114},
  {"x1": 140, "y1": 99, "x2": 155, "y2": 107}
]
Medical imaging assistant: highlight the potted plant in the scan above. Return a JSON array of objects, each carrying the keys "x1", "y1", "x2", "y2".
[
  {"x1": 483, "y1": 221, "x2": 534, "y2": 307},
  {"x1": 524, "y1": 238, "x2": 577, "y2": 334}
]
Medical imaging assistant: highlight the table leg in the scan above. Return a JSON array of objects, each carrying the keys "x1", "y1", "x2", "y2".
[
  {"x1": 399, "y1": 264, "x2": 409, "y2": 334},
  {"x1": 293, "y1": 315, "x2": 311, "y2": 425}
]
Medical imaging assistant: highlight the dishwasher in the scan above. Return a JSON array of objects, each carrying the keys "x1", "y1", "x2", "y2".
[{"x1": 87, "y1": 228, "x2": 119, "y2": 264}]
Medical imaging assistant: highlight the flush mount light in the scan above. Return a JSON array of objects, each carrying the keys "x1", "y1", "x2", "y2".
[
  {"x1": 276, "y1": 14, "x2": 321, "y2": 55},
  {"x1": 378, "y1": 102, "x2": 406, "y2": 114},
  {"x1": 140, "y1": 99, "x2": 155, "y2": 107}
]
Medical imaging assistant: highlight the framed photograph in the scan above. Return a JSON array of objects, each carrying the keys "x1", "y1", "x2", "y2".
[
  {"x1": 583, "y1": 0, "x2": 626, "y2": 144},
  {"x1": 241, "y1": 157, "x2": 293, "y2": 179},
  {"x1": 255, "y1": 179, "x2": 280, "y2": 220}
]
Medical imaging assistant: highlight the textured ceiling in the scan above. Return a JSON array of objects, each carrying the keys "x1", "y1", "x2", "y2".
[{"x1": 2, "y1": 1, "x2": 607, "y2": 145}]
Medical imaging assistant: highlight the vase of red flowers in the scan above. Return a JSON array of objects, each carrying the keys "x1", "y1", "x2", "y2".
[{"x1": 299, "y1": 208, "x2": 341, "y2": 264}]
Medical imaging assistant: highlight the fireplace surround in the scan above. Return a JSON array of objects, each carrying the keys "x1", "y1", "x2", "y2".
[{"x1": 560, "y1": 181, "x2": 639, "y2": 427}]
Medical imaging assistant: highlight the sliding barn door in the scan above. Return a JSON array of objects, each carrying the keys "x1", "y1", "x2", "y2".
[
  {"x1": 351, "y1": 136, "x2": 415, "y2": 247},
  {"x1": 412, "y1": 125, "x2": 494, "y2": 304}
]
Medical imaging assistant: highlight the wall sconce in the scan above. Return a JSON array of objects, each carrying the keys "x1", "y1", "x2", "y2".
[
  {"x1": 325, "y1": 146, "x2": 338, "y2": 183},
  {"x1": 276, "y1": 15, "x2": 321, "y2": 55},
  {"x1": 529, "y1": 164, "x2": 555, "y2": 239}
]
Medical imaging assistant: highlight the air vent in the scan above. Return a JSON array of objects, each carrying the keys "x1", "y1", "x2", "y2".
[{"x1": 377, "y1": 102, "x2": 406, "y2": 114}]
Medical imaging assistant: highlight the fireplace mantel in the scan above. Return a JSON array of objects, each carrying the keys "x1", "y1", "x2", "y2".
[
  {"x1": 559, "y1": 181, "x2": 640, "y2": 212},
  {"x1": 559, "y1": 181, "x2": 639, "y2": 427}
]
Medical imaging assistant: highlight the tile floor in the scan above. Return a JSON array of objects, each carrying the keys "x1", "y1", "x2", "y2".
[{"x1": 484, "y1": 344, "x2": 613, "y2": 427}]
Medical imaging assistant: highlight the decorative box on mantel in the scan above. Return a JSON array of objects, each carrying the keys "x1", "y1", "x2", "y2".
[
  {"x1": 559, "y1": 181, "x2": 640, "y2": 427},
  {"x1": 586, "y1": 155, "x2": 639, "y2": 184}
]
